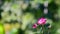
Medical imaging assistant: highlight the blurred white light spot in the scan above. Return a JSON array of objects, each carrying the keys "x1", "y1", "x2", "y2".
[
  {"x1": 44, "y1": 1, "x2": 48, "y2": 7},
  {"x1": 46, "y1": 19, "x2": 53, "y2": 25},
  {"x1": 44, "y1": 8, "x2": 48, "y2": 14},
  {"x1": 57, "y1": 29, "x2": 60, "y2": 33},
  {"x1": 5, "y1": 31, "x2": 10, "y2": 34},
  {"x1": 25, "y1": 30, "x2": 34, "y2": 34}
]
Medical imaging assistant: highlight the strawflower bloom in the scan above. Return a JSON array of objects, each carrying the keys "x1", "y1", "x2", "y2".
[
  {"x1": 37, "y1": 18, "x2": 47, "y2": 25},
  {"x1": 32, "y1": 23, "x2": 37, "y2": 28}
]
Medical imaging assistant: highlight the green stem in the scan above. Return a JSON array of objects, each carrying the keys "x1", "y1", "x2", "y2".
[{"x1": 42, "y1": 25, "x2": 44, "y2": 34}]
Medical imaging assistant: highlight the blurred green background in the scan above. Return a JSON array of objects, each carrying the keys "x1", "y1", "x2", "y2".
[{"x1": 0, "y1": 0, "x2": 60, "y2": 34}]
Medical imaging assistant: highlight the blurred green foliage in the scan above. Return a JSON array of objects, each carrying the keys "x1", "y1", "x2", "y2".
[{"x1": 0, "y1": 0, "x2": 60, "y2": 34}]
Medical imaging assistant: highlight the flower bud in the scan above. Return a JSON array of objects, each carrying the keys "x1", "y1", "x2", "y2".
[{"x1": 32, "y1": 24, "x2": 37, "y2": 28}]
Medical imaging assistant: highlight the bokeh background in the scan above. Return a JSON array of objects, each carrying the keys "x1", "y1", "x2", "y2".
[{"x1": 0, "y1": 0, "x2": 60, "y2": 34}]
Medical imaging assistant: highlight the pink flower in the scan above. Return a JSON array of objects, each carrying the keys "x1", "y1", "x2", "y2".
[
  {"x1": 37, "y1": 18, "x2": 47, "y2": 25},
  {"x1": 32, "y1": 24, "x2": 37, "y2": 28}
]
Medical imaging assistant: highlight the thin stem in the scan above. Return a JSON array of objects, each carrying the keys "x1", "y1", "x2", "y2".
[
  {"x1": 42, "y1": 25, "x2": 44, "y2": 34},
  {"x1": 48, "y1": 28, "x2": 50, "y2": 34}
]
